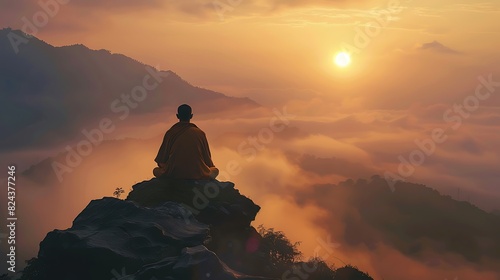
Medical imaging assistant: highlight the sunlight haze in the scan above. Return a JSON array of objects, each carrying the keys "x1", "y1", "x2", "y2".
[{"x1": 1, "y1": 0, "x2": 499, "y2": 279}]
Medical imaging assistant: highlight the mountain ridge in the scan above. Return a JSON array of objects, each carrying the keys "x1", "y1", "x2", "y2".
[{"x1": 0, "y1": 28, "x2": 259, "y2": 151}]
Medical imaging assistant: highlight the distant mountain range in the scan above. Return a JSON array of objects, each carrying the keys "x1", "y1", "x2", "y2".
[
  {"x1": 0, "y1": 28, "x2": 258, "y2": 151},
  {"x1": 298, "y1": 176, "x2": 500, "y2": 268}
]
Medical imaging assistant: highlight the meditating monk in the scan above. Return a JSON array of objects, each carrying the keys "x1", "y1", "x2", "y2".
[{"x1": 153, "y1": 104, "x2": 219, "y2": 180}]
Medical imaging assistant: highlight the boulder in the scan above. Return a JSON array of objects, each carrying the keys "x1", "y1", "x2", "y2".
[
  {"x1": 119, "y1": 245, "x2": 273, "y2": 280},
  {"x1": 126, "y1": 178, "x2": 267, "y2": 276},
  {"x1": 126, "y1": 178, "x2": 261, "y2": 228},
  {"x1": 33, "y1": 180, "x2": 271, "y2": 280},
  {"x1": 37, "y1": 198, "x2": 208, "y2": 280}
]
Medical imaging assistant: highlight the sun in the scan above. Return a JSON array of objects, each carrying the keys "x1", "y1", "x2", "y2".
[{"x1": 334, "y1": 52, "x2": 351, "y2": 68}]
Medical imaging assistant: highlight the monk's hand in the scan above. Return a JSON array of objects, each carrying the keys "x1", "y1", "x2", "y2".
[
  {"x1": 153, "y1": 163, "x2": 167, "y2": 178},
  {"x1": 209, "y1": 167, "x2": 219, "y2": 179}
]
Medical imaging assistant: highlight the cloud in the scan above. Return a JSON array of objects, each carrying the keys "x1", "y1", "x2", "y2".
[
  {"x1": 1, "y1": 10, "x2": 500, "y2": 276},
  {"x1": 293, "y1": 154, "x2": 380, "y2": 178},
  {"x1": 451, "y1": 3, "x2": 500, "y2": 14},
  {"x1": 418, "y1": 40, "x2": 461, "y2": 54},
  {"x1": 0, "y1": 0, "x2": 163, "y2": 23},
  {"x1": 4, "y1": 102, "x2": 500, "y2": 276},
  {"x1": 0, "y1": 0, "x2": 375, "y2": 29}
]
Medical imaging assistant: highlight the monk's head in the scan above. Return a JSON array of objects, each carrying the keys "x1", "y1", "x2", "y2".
[{"x1": 177, "y1": 104, "x2": 193, "y2": 122}]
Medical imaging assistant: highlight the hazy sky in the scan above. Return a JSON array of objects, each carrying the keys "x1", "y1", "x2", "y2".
[
  {"x1": 5, "y1": 0, "x2": 497, "y2": 203},
  {"x1": 1, "y1": 0, "x2": 500, "y2": 278},
  {"x1": 2, "y1": 0, "x2": 499, "y2": 104}
]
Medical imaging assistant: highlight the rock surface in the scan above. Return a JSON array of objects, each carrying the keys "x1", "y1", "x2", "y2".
[
  {"x1": 33, "y1": 179, "x2": 271, "y2": 280},
  {"x1": 126, "y1": 178, "x2": 260, "y2": 228},
  {"x1": 24, "y1": 178, "x2": 374, "y2": 280},
  {"x1": 119, "y1": 245, "x2": 271, "y2": 280},
  {"x1": 37, "y1": 198, "x2": 208, "y2": 279},
  {"x1": 126, "y1": 178, "x2": 267, "y2": 276}
]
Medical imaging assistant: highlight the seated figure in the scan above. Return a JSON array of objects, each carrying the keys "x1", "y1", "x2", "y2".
[{"x1": 154, "y1": 104, "x2": 219, "y2": 180}]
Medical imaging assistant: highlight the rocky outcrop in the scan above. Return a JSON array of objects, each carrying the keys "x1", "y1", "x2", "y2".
[
  {"x1": 119, "y1": 245, "x2": 271, "y2": 280},
  {"x1": 37, "y1": 198, "x2": 208, "y2": 279},
  {"x1": 31, "y1": 179, "x2": 271, "y2": 280},
  {"x1": 126, "y1": 178, "x2": 260, "y2": 228},
  {"x1": 126, "y1": 178, "x2": 267, "y2": 276},
  {"x1": 21, "y1": 178, "x2": 374, "y2": 280}
]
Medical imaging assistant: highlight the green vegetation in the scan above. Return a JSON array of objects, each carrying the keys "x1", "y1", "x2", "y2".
[{"x1": 112, "y1": 187, "x2": 125, "y2": 198}]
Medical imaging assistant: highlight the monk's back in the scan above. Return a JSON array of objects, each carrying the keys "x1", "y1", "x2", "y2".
[
  {"x1": 154, "y1": 104, "x2": 217, "y2": 180},
  {"x1": 163, "y1": 124, "x2": 212, "y2": 179}
]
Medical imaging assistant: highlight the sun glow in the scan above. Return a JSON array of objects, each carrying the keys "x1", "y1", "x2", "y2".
[{"x1": 334, "y1": 52, "x2": 351, "y2": 68}]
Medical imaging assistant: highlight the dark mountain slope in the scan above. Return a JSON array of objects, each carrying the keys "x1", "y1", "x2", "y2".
[
  {"x1": 297, "y1": 176, "x2": 500, "y2": 269},
  {"x1": 0, "y1": 28, "x2": 258, "y2": 151}
]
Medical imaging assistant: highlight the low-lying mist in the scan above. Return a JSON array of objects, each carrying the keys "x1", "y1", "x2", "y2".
[{"x1": 2, "y1": 106, "x2": 499, "y2": 278}]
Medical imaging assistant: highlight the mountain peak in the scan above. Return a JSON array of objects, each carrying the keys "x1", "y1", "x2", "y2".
[
  {"x1": 0, "y1": 28, "x2": 52, "y2": 53},
  {"x1": 0, "y1": 30, "x2": 259, "y2": 151}
]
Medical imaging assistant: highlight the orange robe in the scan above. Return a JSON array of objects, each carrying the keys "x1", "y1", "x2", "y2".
[{"x1": 155, "y1": 122, "x2": 215, "y2": 180}]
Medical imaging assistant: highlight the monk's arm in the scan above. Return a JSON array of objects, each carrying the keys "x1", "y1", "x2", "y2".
[
  {"x1": 154, "y1": 133, "x2": 169, "y2": 166},
  {"x1": 201, "y1": 133, "x2": 215, "y2": 168}
]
